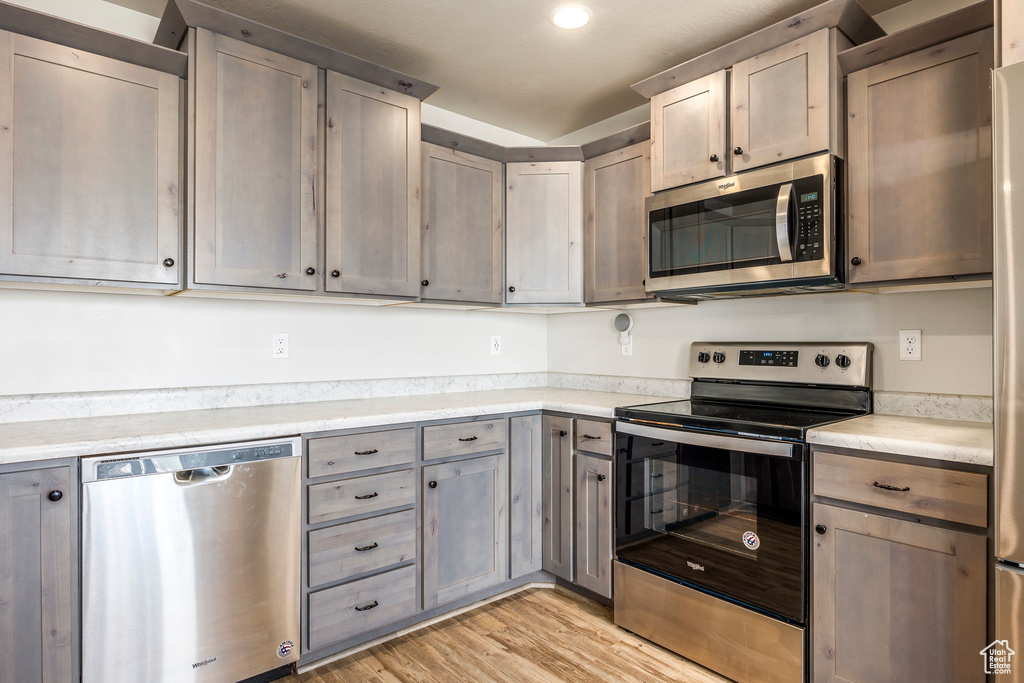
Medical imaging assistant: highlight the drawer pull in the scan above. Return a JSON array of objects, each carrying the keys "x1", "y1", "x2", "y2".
[
  {"x1": 582, "y1": 434, "x2": 602, "y2": 440},
  {"x1": 354, "y1": 449, "x2": 379, "y2": 456},
  {"x1": 652, "y1": 441, "x2": 665, "y2": 446},
  {"x1": 354, "y1": 492, "x2": 379, "y2": 500},
  {"x1": 458, "y1": 436, "x2": 478, "y2": 442},
  {"x1": 873, "y1": 481, "x2": 911, "y2": 492},
  {"x1": 651, "y1": 473, "x2": 664, "y2": 479},
  {"x1": 354, "y1": 542, "x2": 379, "y2": 552},
  {"x1": 651, "y1": 508, "x2": 664, "y2": 514},
  {"x1": 355, "y1": 600, "x2": 379, "y2": 612}
]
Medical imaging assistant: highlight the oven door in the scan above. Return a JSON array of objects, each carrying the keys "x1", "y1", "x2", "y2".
[{"x1": 615, "y1": 421, "x2": 806, "y2": 624}]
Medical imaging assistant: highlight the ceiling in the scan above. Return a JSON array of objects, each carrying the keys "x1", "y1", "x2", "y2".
[{"x1": 107, "y1": 0, "x2": 908, "y2": 142}]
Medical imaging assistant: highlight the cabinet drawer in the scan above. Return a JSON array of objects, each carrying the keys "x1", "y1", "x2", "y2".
[
  {"x1": 307, "y1": 564, "x2": 417, "y2": 651},
  {"x1": 308, "y1": 469, "x2": 415, "y2": 524},
  {"x1": 308, "y1": 509, "x2": 416, "y2": 588},
  {"x1": 308, "y1": 428, "x2": 416, "y2": 478},
  {"x1": 813, "y1": 451, "x2": 987, "y2": 527},
  {"x1": 576, "y1": 419, "x2": 612, "y2": 456},
  {"x1": 422, "y1": 419, "x2": 506, "y2": 460}
]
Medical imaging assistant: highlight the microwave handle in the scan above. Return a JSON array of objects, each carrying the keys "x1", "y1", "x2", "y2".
[{"x1": 775, "y1": 183, "x2": 795, "y2": 262}]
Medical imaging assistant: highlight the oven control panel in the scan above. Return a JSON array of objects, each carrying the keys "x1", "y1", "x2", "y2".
[{"x1": 691, "y1": 342, "x2": 873, "y2": 388}]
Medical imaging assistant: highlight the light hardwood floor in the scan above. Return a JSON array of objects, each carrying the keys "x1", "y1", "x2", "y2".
[{"x1": 288, "y1": 587, "x2": 730, "y2": 683}]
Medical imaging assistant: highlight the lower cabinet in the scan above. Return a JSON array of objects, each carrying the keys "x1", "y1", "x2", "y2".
[
  {"x1": 509, "y1": 415, "x2": 543, "y2": 578},
  {"x1": 541, "y1": 415, "x2": 574, "y2": 581},
  {"x1": 0, "y1": 464, "x2": 76, "y2": 683},
  {"x1": 422, "y1": 453, "x2": 508, "y2": 609},
  {"x1": 574, "y1": 453, "x2": 613, "y2": 598},
  {"x1": 308, "y1": 565, "x2": 417, "y2": 652}
]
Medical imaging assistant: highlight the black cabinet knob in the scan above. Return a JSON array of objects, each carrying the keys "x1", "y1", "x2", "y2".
[
  {"x1": 306, "y1": 267, "x2": 316, "y2": 275},
  {"x1": 597, "y1": 474, "x2": 606, "y2": 482},
  {"x1": 560, "y1": 430, "x2": 568, "y2": 437},
  {"x1": 733, "y1": 147, "x2": 744, "y2": 156},
  {"x1": 163, "y1": 258, "x2": 175, "y2": 268},
  {"x1": 331, "y1": 270, "x2": 340, "y2": 278},
  {"x1": 709, "y1": 154, "x2": 719, "y2": 163},
  {"x1": 428, "y1": 480, "x2": 438, "y2": 489},
  {"x1": 508, "y1": 286, "x2": 515, "y2": 293},
  {"x1": 422, "y1": 280, "x2": 429, "y2": 286},
  {"x1": 815, "y1": 524, "x2": 827, "y2": 535},
  {"x1": 48, "y1": 490, "x2": 63, "y2": 502},
  {"x1": 851, "y1": 257, "x2": 862, "y2": 266}
]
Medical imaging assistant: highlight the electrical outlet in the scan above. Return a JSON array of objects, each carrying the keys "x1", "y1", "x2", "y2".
[
  {"x1": 490, "y1": 336, "x2": 502, "y2": 355},
  {"x1": 899, "y1": 329, "x2": 921, "y2": 361},
  {"x1": 621, "y1": 338, "x2": 633, "y2": 356},
  {"x1": 273, "y1": 333, "x2": 288, "y2": 359}
]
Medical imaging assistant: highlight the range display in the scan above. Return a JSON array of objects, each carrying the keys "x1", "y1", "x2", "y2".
[{"x1": 738, "y1": 349, "x2": 799, "y2": 367}]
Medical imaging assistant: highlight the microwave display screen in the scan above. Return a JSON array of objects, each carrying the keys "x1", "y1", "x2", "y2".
[
  {"x1": 800, "y1": 192, "x2": 818, "y2": 203},
  {"x1": 739, "y1": 350, "x2": 799, "y2": 367}
]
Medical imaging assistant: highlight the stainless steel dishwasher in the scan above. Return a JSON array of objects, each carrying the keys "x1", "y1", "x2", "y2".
[{"x1": 81, "y1": 437, "x2": 302, "y2": 683}]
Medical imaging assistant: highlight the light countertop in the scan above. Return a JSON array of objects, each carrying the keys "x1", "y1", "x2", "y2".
[{"x1": 807, "y1": 414, "x2": 993, "y2": 466}]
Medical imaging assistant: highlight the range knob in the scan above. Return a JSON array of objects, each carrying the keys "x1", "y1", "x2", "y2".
[
  {"x1": 697, "y1": 351, "x2": 711, "y2": 364},
  {"x1": 712, "y1": 352, "x2": 726, "y2": 364},
  {"x1": 815, "y1": 354, "x2": 831, "y2": 368},
  {"x1": 835, "y1": 354, "x2": 852, "y2": 369}
]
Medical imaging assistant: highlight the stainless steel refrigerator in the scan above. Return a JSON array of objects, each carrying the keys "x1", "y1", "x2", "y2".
[{"x1": 995, "y1": 59, "x2": 1024, "y2": 682}]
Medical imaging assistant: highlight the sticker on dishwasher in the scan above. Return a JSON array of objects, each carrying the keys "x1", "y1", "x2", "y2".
[
  {"x1": 278, "y1": 641, "x2": 294, "y2": 658},
  {"x1": 742, "y1": 531, "x2": 760, "y2": 550}
]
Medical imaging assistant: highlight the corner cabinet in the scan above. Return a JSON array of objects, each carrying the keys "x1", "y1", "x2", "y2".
[
  {"x1": 650, "y1": 70, "x2": 727, "y2": 191},
  {"x1": 420, "y1": 143, "x2": 503, "y2": 304},
  {"x1": 192, "y1": 28, "x2": 319, "y2": 291},
  {"x1": 584, "y1": 141, "x2": 652, "y2": 304},
  {"x1": 0, "y1": 32, "x2": 181, "y2": 287},
  {"x1": 505, "y1": 161, "x2": 583, "y2": 305},
  {"x1": 325, "y1": 72, "x2": 421, "y2": 298},
  {"x1": 845, "y1": 29, "x2": 994, "y2": 285}
]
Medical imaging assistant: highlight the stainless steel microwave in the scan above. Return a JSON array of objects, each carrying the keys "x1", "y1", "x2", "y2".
[{"x1": 645, "y1": 153, "x2": 842, "y2": 300}]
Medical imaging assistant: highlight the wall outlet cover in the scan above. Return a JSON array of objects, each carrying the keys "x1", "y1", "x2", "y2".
[
  {"x1": 273, "y1": 333, "x2": 288, "y2": 359},
  {"x1": 490, "y1": 336, "x2": 502, "y2": 355},
  {"x1": 621, "y1": 338, "x2": 633, "y2": 356},
  {"x1": 899, "y1": 329, "x2": 921, "y2": 361}
]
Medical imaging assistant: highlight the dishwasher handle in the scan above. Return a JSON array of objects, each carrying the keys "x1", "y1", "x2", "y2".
[{"x1": 173, "y1": 465, "x2": 232, "y2": 485}]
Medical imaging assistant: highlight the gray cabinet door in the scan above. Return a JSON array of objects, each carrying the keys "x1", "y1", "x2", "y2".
[
  {"x1": 192, "y1": 29, "x2": 319, "y2": 291},
  {"x1": 422, "y1": 453, "x2": 508, "y2": 609},
  {"x1": 0, "y1": 467, "x2": 73, "y2": 683},
  {"x1": 574, "y1": 453, "x2": 612, "y2": 598},
  {"x1": 509, "y1": 415, "x2": 543, "y2": 579},
  {"x1": 584, "y1": 141, "x2": 652, "y2": 303},
  {"x1": 812, "y1": 503, "x2": 986, "y2": 683},
  {"x1": 505, "y1": 161, "x2": 583, "y2": 304},
  {"x1": 731, "y1": 29, "x2": 831, "y2": 172},
  {"x1": 326, "y1": 72, "x2": 421, "y2": 297},
  {"x1": 421, "y1": 143, "x2": 502, "y2": 303},
  {"x1": 0, "y1": 32, "x2": 180, "y2": 286},
  {"x1": 541, "y1": 415, "x2": 573, "y2": 581},
  {"x1": 846, "y1": 30, "x2": 993, "y2": 284},
  {"x1": 650, "y1": 70, "x2": 727, "y2": 192}
]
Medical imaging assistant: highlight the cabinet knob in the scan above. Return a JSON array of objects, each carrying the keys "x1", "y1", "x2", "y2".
[
  {"x1": 850, "y1": 257, "x2": 862, "y2": 266},
  {"x1": 508, "y1": 286, "x2": 516, "y2": 293},
  {"x1": 331, "y1": 270, "x2": 340, "y2": 278},
  {"x1": 162, "y1": 258, "x2": 175, "y2": 268},
  {"x1": 709, "y1": 154, "x2": 719, "y2": 163},
  {"x1": 559, "y1": 430, "x2": 567, "y2": 437},
  {"x1": 428, "y1": 480, "x2": 438, "y2": 489},
  {"x1": 815, "y1": 524, "x2": 827, "y2": 535},
  {"x1": 48, "y1": 490, "x2": 63, "y2": 502},
  {"x1": 597, "y1": 474, "x2": 606, "y2": 482},
  {"x1": 306, "y1": 267, "x2": 316, "y2": 275},
  {"x1": 422, "y1": 280, "x2": 429, "y2": 286},
  {"x1": 733, "y1": 147, "x2": 744, "y2": 156}
]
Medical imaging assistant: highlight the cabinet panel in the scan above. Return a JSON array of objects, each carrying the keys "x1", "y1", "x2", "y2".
[
  {"x1": 422, "y1": 454, "x2": 507, "y2": 609},
  {"x1": 326, "y1": 72, "x2": 420, "y2": 297},
  {"x1": 731, "y1": 29, "x2": 831, "y2": 172},
  {"x1": 584, "y1": 141, "x2": 652, "y2": 303},
  {"x1": 509, "y1": 415, "x2": 543, "y2": 579},
  {"x1": 0, "y1": 32, "x2": 180, "y2": 285},
  {"x1": 421, "y1": 143, "x2": 502, "y2": 303},
  {"x1": 575, "y1": 454, "x2": 612, "y2": 598},
  {"x1": 650, "y1": 70, "x2": 726, "y2": 191},
  {"x1": 0, "y1": 467, "x2": 73, "y2": 683},
  {"x1": 541, "y1": 415, "x2": 573, "y2": 581},
  {"x1": 193, "y1": 29, "x2": 318, "y2": 290},
  {"x1": 812, "y1": 503, "x2": 986, "y2": 683},
  {"x1": 505, "y1": 161, "x2": 583, "y2": 304},
  {"x1": 307, "y1": 469, "x2": 415, "y2": 525},
  {"x1": 307, "y1": 428, "x2": 416, "y2": 479},
  {"x1": 847, "y1": 30, "x2": 993, "y2": 284},
  {"x1": 307, "y1": 564, "x2": 416, "y2": 652},
  {"x1": 307, "y1": 509, "x2": 416, "y2": 588},
  {"x1": 422, "y1": 418, "x2": 506, "y2": 460}
]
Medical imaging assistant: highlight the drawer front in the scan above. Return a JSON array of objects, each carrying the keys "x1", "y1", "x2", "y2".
[
  {"x1": 576, "y1": 419, "x2": 612, "y2": 455},
  {"x1": 308, "y1": 469, "x2": 415, "y2": 524},
  {"x1": 308, "y1": 564, "x2": 417, "y2": 651},
  {"x1": 422, "y1": 419, "x2": 506, "y2": 460},
  {"x1": 308, "y1": 509, "x2": 416, "y2": 588},
  {"x1": 308, "y1": 428, "x2": 416, "y2": 478},
  {"x1": 813, "y1": 451, "x2": 988, "y2": 527}
]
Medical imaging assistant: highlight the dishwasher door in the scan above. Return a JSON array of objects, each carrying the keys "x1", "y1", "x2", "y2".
[{"x1": 82, "y1": 438, "x2": 302, "y2": 683}]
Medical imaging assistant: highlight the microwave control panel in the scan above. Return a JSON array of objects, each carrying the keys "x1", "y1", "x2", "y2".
[{"x1": 794, "y1": 175, "x2": 826, "y2": 262}]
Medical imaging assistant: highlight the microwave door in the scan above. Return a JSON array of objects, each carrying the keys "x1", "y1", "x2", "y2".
[{"x1": 775, "y1": 183, "x2": 795, "y2": 262}]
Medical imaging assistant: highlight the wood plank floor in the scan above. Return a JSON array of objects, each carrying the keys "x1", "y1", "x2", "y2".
[{"x1": 287, "y1": 587, "x2": 730, "y2": 683}]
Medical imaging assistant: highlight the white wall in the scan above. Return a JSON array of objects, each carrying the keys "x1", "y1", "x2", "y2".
[
  {"x1": 0, "y1": 290, "x2": 547, "y2": 396},
  {"x1": 547, "y1": 288, "x2": 994, "y2": 396}
]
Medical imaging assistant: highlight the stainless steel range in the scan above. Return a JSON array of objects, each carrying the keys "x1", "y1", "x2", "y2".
[{"x1": 613, "y1": 342, "x2": 872, "y2": 683}]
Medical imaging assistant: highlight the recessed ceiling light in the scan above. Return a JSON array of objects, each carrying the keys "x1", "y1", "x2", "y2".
[{"x1": 550, "y1": 4, "x2": 592, "y2": 29}]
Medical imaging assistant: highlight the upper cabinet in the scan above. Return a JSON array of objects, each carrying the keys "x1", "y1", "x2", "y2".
[
  {"x1": 325, "y1": 72, "x2": 421, "y2": 298},
  {"x1": 191, "y1": 29, "x2": 319, "y2": 291},
  {"x1": 505, "y1": 161, "x2": 583, "y2": 305},
  {"x1": 584, "y1": 141, "x2": 652, "y2": 303},
  {"x1": 420, "y1": 143, "x2": 502, "y2": 304},
  {"x1": 650, "y1": 71, "x2": 726, "y2": 191},
  {"x1": 845, "y1": 29, "x2": 994, "y2": 285},
  {"x1": 0, "y1": 31, "x2": 181, "y2": 287}
]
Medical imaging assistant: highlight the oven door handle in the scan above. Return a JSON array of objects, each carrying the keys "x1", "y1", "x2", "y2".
[
  {"x1": 775, "y1": 182, "x2": 795, "y2": 263},
  {"x1": 617, "y1": 421, "x2": 795, "y2": 458}
]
